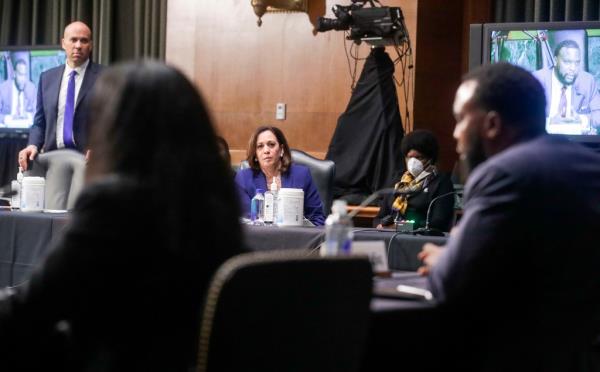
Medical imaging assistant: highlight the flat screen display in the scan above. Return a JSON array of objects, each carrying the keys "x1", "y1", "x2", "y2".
[
  {"x1": 0, "y1": 47, "x2": 66, "y2": 132},
  {"x1": 482, "y1": 21, "x2": 600, "y2": 142}
]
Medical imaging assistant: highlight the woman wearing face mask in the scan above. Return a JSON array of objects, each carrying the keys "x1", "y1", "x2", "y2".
[
  {"x1": 235, "y1": 125, "x2": 326, "y2": 226},
  {"x1": 375, "y1": 129, "x2": 455, "y2": 231}
]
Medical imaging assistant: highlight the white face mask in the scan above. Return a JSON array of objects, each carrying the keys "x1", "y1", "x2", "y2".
[{"x1": 407, "y1": 157, "x2": 424, "y2": 177}]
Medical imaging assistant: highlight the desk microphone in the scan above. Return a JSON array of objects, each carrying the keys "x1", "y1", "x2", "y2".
[{"x1": 413, "y1": 191, "x2": 462, "y2": 236}]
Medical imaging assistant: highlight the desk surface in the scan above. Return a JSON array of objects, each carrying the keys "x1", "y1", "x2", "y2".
[{"x1": 0, "y1": 212, "x2": 447, "y2": 287}]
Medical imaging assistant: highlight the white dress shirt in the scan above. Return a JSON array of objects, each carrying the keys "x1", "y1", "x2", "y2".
[
  {"x1": 56, "y1": 59, "x2": 89, "y2": 149},
  {"x1": 549, "y1": 69, "x2": 572, "y2": 118}
]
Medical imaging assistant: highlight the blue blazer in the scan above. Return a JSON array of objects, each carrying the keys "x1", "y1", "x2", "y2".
[
  {"x1": 235, "y1": 164, "x2": 326, "y2": 226},
  {"x1": 28, "y1": 61, "x2": 104, "y2": 153}
]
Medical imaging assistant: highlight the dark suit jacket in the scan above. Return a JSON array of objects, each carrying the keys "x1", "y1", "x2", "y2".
[
  {"x1": 0, "y1": 175, "x2": 244, "y2": 371},
  {"x1": 532, "y1": 67, "x2": 600, "y2": 128},
  {"x1": 28, "y1": 61, "x2": 103, "y2": 153},
  {"x1": 428, "y1": 135, "x2": 600, "y2": 371}
]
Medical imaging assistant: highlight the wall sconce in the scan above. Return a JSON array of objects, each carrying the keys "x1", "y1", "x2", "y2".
[{"x1": 251, "y1": 0, "x2": 308, "y2": 26}]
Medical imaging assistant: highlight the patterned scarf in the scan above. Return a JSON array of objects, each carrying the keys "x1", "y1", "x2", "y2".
[{"x1": 391, "y1": 165, "x2": 436, "y2": 216}]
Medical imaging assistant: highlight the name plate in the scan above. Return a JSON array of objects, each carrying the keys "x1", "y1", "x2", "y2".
[{"x1": 351, "y1": 241, "x2": 389, "y2": 274}]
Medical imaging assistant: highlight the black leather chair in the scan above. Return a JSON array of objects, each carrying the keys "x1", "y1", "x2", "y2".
[
  {"x1": 197, "y1": 250, "x2": 372, "y2": 372},
  {"x1": 25, "y1": 149, "x2": 85, "y2": 210},
  {"x1": 290, "y1": 149, "x2": 335, "y2": 215}
]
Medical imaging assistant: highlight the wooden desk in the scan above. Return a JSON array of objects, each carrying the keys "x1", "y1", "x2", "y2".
[{"x1": 347, "y1": 205, "x2": 380, "y2": 227}]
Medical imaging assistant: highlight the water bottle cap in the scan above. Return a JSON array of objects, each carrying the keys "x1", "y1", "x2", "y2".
[
  {"x1": 331, "y1": 199, "x2": 348, "y2": 215},
  {"x1": 256, "y1": 188, "x2": 264, "y2": 194}
]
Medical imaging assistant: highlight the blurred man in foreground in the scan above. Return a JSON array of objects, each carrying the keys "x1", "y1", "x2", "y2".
[{"x1": 419, "y1": 62, "x2": 600, "y2": 371}]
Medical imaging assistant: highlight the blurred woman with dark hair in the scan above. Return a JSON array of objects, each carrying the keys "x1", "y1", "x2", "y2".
[
  {"x1": 375, "y1": 129, "x2": 455, "y2": 232},
  {"x1": 235, "y1": 125, "x2": 325, "y2": 225},
  {"x1": 0, "y1": 61, "x2": 243, "y2": 371}
]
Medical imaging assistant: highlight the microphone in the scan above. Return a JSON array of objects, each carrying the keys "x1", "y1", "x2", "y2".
[{"x1": 413, "y1": 191, "x2": 462, "y2": 236}]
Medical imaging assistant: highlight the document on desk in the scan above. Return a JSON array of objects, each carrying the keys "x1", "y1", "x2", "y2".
[{"x1": 374, "y1": 284, "x2": 433, "y2": 301}]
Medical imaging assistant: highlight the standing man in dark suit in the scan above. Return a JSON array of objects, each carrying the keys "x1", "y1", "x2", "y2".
[
  {"x1": 419, "y1": 63, "x2": 600, "y2": 370},
  {"x1": 18, "y1": 21, "x2": 103, "y2": 170}
]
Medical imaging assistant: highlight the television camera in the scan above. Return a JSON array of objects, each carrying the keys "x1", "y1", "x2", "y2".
[{"x1": 315, "y1": 0, "x2": 408, "y2": 47}]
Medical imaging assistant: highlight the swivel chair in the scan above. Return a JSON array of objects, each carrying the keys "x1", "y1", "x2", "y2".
[
  {"x1": 290, "y1": 149, "x2": 335, "y2": 215},
  {"x1": 197, "y1": 250, "x2": 372, "y2": 372}
]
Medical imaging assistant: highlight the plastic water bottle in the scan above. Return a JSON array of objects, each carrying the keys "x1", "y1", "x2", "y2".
[
  {"x1": 322, "y1": 199, "x2": 353, "y2": 256},
  {"x1": 264, "y1": 178, "x2": 278, "y2": 225},
  {"x1": 263, "y1": 188, "x2": 275, "y2": 225},
  {"x1": 250, "y1": 188, "x2": 265, "y2": 225},
  {"x1": 10, "y1": 167, "x2": 23, "y2": 209}
]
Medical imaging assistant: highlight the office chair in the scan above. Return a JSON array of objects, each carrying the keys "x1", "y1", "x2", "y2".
[
  {"x1": 25, "y1": 149, "x2": 86, "y2": 210},
  {"x1": 290, "y1": 149, "x2": 335, "y2": 215},
  {"x1": 197, "y1": 250, "x2": 372, "y2": 372}
]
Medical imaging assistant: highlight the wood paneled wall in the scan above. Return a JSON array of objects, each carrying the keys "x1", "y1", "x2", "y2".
[
  {"x1": 166, "y1": 0, "x2": 493, "y2": 170},
  {"x1": 166, "y1": 0, "x2": 416, "y2": 163}
]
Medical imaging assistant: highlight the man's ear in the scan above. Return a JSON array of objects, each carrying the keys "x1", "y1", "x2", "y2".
[{"x1": 482, "y1": 110, "x2": 502, "y2": 140}]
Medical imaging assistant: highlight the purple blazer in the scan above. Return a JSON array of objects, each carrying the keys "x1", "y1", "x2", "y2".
[{"x1": 234, "y1": 164, "x2": 325, "y2": 226}]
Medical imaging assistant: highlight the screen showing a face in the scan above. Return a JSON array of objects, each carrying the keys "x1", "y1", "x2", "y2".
[
  {"x1": 488, "y1": 28, "x2": 600, "y2": 137},
  {"x1": 0, "y1": 49, "x2": 66, "y2": 131}
]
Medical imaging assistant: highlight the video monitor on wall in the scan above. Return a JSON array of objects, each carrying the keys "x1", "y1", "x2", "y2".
[
  {"x1": 471, "y1": 21, "x2": 600, "y2": 143},
  {"x1": 0, "y1": 46, "x2": 66, "y2": 132}
]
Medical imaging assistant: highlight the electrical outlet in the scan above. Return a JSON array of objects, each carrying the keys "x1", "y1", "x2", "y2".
[{"x1": 276, "y1": 103, "x2": 286, "y2": 120}]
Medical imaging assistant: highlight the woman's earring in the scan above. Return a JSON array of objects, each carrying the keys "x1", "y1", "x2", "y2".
[{"x1": 280, "y1": 152, "x2": 283, "y2": 158}]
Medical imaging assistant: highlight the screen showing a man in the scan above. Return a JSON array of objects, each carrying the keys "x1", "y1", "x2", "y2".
[
  {"x1": 533, "y1": 39, "x2": 600, "y2": 135},
  {"x1": 0, "y1": 59, "x2": 37, "y2": 127}
]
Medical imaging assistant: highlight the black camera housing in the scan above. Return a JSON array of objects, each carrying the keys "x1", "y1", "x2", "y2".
[{"x1": 315, "y1": 2, "x2": 407, "y2": 47}]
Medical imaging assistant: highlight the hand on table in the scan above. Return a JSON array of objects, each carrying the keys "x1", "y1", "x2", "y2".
[
  {"x1": 417, "y1": 243, "x2": 443, "y2": 276},
  {"x1": 18, "y1": 145, "x2": 38, "y2": 171}
]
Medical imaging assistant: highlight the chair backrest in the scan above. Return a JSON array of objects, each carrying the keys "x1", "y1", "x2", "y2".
[
  {"x1": 291, "y1": 149, "x2": 335, "y2": 215},
  {"x1": 25, "y1": 149, "x2": 86, "y2": 210},
  {"x1": 197, "y1": 250, "x2": 372, "y2": 372}
]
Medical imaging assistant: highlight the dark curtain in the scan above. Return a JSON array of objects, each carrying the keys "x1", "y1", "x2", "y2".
[
  {"x1": 326, "y1": 48, "x2": 405, "y2": 205},
  {"x1": 0, "y1": 0, "x2": 167, "y2": 187},
  {"x1": 494, "y1": 0, "x2": 600, "y2": 22}
]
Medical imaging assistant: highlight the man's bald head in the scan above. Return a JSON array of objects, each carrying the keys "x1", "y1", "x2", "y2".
[{"x1": 62, "y1": 21, "x2": 92, "y2": 67}]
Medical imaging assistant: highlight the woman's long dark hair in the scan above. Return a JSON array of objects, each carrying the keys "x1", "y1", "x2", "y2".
[{"x1": 86, "y1": 60, "x2": 242, "y2": 259}]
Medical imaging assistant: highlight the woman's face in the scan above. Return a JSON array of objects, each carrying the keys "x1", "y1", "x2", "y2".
[
  {"x1": 405, "y1": 149, "x2": 427, "y2": 165},
  {"x1": 255, "y1": 130, "x2": 282, "y2": 169}
]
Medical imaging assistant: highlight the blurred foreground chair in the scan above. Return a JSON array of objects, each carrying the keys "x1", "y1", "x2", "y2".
[
  {"x1": 290, "y1": 149, "x2": 335, "y2": 215},
  {"x1": 197, "y1": 250, "x2": 372, "y2": 372},
  {"x1": 25, "y1": 149, "x2": 85, "y2": 210}
]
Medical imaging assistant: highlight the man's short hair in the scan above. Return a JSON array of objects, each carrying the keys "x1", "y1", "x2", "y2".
[
  {"x1": 554, "y1": 39, "x2": 580, "y2": 57},
  {"x1": 14, "y1": 59, "x2": 27, "y2": 70},
  {"x1": 463, "y1": 62, "x2": 546, "y2": 138}
]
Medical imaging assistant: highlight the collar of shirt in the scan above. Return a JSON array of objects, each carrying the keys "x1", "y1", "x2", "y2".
[{"x1": 63, "y1": 59, "x2": 90, "y2": 79}]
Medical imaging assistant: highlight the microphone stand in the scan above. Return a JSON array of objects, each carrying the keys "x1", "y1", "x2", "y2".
[{"x1": 413, "y1": 191, "x2": 460, "y2": 237}]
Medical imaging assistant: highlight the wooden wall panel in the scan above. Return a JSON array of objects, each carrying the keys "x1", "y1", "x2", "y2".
[{"x1": 166, "y1": 0, "x2": 417, "y2": 160}]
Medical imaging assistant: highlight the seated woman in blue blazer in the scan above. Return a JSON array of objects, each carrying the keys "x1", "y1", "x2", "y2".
[{"x1": 235, "y1": 126, "x2": 325, "y2": 226}]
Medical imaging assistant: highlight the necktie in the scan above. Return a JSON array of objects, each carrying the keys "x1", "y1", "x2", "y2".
[
  {"x1": 558, "y1": 85, "x2": 567, "y2": 118},
  {"x1": 16, "y1": 91, "x2": 23, "y2": 118},
  {"x1": 63, "y1": 70, "x2": 77, "y2": 148}
]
